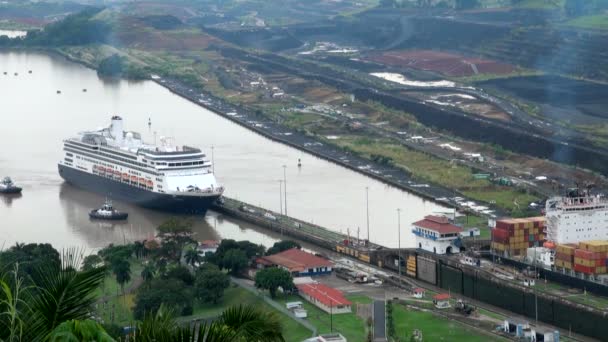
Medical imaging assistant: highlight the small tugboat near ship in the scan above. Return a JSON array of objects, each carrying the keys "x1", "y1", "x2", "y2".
[
  {"x1": 89, "y1": 200, "x2": 128, "y2": 220},
  {"x1": 0, "y1": 177, "x2": 22, "y2": 194}
]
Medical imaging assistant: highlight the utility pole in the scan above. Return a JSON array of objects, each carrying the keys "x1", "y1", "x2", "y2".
[
  {"x1": 283, "y1": 165, "x2": 287, "y2": 215},
  {"x1": 330, "y1": 298, "x2": 333, "y2": 332},
  {"x1": 278, "y1": 180, "x2": 283, "y2": 215},
  {"x1": 366, "y1": 186, "x2": 370, "y2": 244},
  {"x1": 397, "y1": 208, "x2": 402, "y2": 288}
]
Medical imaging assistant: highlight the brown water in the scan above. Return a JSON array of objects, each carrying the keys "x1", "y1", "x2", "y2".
[{"x1": 0, "y1": 50, "x2": 447, "y2": 249}]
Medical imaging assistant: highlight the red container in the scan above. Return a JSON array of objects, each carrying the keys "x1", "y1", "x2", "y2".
[
  {"x1": 575, "y1": 250, "x2": 607, "y2": 260},
  {"x1": 574, "y1": 264, "x2": 595, "y2": 274},
  {"x1": 495, "y1": 221, "x2": 512, "y2": 231},
  {"x1": 493, "y1": 228, "x2": 509, "y2": 239},
  {"x1": 492, "y1": 236, "x2": 509, "y2": 244},
  {"x1": 596, "y1": 259, "x2": 605, "y2": 267},
  {"x1": 555, "y1": 252, "x2": 574, "y2": 262},
  {"x1": 575, "y1": 249, "x2": 593, "y2": 259}
]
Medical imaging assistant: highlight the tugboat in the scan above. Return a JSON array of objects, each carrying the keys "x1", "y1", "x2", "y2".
[
  {"x1": 89, "y1": 200, "x2": 128, "y2": 220},
  {"x1": 0, "y1": 177, "x2": 22, "y2": 194}
]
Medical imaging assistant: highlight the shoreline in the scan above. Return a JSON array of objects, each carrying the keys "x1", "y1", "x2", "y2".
[{"x1": 20, "y1": 47, "x2": 500, "y2": 217}]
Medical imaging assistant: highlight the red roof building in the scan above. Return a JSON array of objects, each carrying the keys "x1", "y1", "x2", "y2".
[
  {"x1": 413, "y1": 216, "x2": 463, "y2": 234},
  {"x1": 413, "y1": 287, "x2": 425, "y2": 298},
  {"x1": 257, "y1": 248, "x2": 333, "y2": 277},
  {"x1": 413, "y1": 216, "x2": 463, "y2": 254},
  {"x1": 433, "y1": 293, "x2": 451, "y2": 309},
  {"x1": 297, "y1": 284, "x2": 352, "y2": 314}
]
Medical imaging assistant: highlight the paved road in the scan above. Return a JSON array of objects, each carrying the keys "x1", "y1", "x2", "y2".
[{"x1": 373, "y1": 300, "x2": 387, "y2": 341}]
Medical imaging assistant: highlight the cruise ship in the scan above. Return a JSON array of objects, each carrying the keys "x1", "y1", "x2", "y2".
[
  {"x1": 58, "y1": 116, "x2": 223, "y2": 214},
  {"x1": 545, "y1": 188, "x2": 608, "y2": 244}
]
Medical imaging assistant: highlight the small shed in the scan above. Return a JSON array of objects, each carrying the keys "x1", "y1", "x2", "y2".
[
  {"x1": 412, "y1": 288, "x2": 425, "y2": 299},
  {"x1": 433, "y1": 293, "x2": 451, "y2": 309}
]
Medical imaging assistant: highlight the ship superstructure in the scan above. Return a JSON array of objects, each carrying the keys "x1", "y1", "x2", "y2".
[
  {"x1": 58, "y1": 116, "x2": 223, "y2": 213},
  {"x1": 545, "y1": 189, "x2": 608, "y2": 244}
]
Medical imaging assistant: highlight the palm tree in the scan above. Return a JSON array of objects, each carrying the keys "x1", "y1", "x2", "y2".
[
  {"x1": 133, "y1": 240, "x2": 146, "y2": 259},
  {"x1": 141, "y1": 263, "x2": 156, "y2": 283},
  {"x1": 135, "y1": 304, "x2": 285, "y2": 342},
  {"x1": 111, "y1": 259, "x2": 131, "y2": 295},
  {"x1": 184, "y1": 247, "x2": 201, "y2": 268},
  {"x1": 0, "y1": 249, "x2": 107, "y2": 341}
]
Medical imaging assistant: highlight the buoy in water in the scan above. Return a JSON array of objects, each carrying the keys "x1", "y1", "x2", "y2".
[
  {"x1": 148, "y1": 118, "x2": 151, "y2": 126},
  {"x1": 14, "y1": 72, "x2": 18, "y2": 76},
  {"x1": 3, "y1": 72, "x2": 6, "y2": 75},
  {"x1": 28, "y1": 70, "x2": 32, "y2": 74},
  {"x1": 298, "y1": 158, "x2": 302, "y2": 167},
  {"x1": 82, "y1": 88, "x2": 87, "y2": 92},
  {"x1": 56, "y1": 90, "x2": 61, "y2": 94}
]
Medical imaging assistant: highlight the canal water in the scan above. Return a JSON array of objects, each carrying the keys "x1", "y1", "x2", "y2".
[{"x1": 0, "y1": 49, "x2": 447, "y2": 249}]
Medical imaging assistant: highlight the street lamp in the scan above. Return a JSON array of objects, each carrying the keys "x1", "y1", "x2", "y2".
[
  {"x1": 283, "y1": 165, "x2": 287, "y2": 215},
  {"x1": 397, "y1": 208, "x2": 402, "y2": 288},
  {"x1": 366, "y1": 186, "x2": 370, "y2": 244},
  {"x1": 278, "y1": 180, "x2": 283, "y2": 215}
]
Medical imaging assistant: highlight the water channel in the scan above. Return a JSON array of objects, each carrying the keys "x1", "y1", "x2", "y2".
[{"x1": 0, "y1": 48, "x2": 447, "y2": 249}]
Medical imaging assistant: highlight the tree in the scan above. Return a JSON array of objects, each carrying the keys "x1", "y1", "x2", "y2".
[
  {"x1": 111, "y1": 258, "x2": 131, "y2": 294},
  {"x1": 49, "y1": 319, "x2": 115, "y2": 342},
  {"x1": 254, "y1": 268, "x2": 294, "y2": 298},
  {"x1": 220, "y1": 249, "x2": 249, "y2": 276},
  {"x1": 0, "y1": 248, "x2": 107, "y2": 341},
  {"x1": 164, "y1": 265, "x2": 195, "y2": 286},
  {"x1": 156, "y1": 218, "x2": 195, "y2": 262},
  {"x1": 135, "y1": 304, "x2": 285, "y2": 342},
  {"x1": 133, "y1": 278, "x2": 192, "y2": 320},
  {"x1": 82, "y1": 254, "x2": 103, "y2": 272},
  {"x1": 195, "y1": 265, "x2": 230, "y2": 304},
  {"x1": 97, "y1": 54, "x2": 123, "y2": 78},
  {"x1": 266, "y1": 240, "x2": 301, "y2": 256},
  {"x1": 133, "y1": 240, "x2": 147, "y2": 259},
  {"x1": 141, "y1": 264, "x2": 156, "y2": 283},
  {"x1": 237, "y1": 241, "x2": 266, "y2": 259},
  {"x1": 184, "y1": 247, "x2": 202, "y2": 267},
  {"x1": 0, "y1": 243, "x2": 61, "y2": 284}
]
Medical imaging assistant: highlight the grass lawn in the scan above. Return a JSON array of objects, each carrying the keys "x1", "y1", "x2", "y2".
[
  {"x1": 277, "y1": 294, "x2": 370, "y2": 342},
  {"x1": 184, "y1": 286, "x2": 312, "y2": 342},
  {"x1": 392, "y1": 304, "x2": 505, "y2": 341},
  {"x1": 456, "y1": 214, "x2": 491, "y2": 239},
  {"x1": 333, "y1": 136, "x2": 539, "y2": 213},
  {"x1": 94, "y1": 259, "x2": 144, "y2": 326}
]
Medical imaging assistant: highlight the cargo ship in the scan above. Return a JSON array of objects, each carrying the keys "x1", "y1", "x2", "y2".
[
  {"x1": 545, "y1": 188, "x2": 608, "y2": 244},
  {"x1": 58, "y1": 116, "x2": 223, "y2": 214}
]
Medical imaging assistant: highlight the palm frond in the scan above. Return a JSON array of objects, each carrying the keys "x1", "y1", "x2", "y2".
[
  {"x1": 49, "y1": 319, "x2": 115, "y2": 342},
  {"x1": 24, "y1": 248, "x2": 107, "y2": 341},
  {"x1": 218, "y1": 305, "x2": 285, "y2": 342}
]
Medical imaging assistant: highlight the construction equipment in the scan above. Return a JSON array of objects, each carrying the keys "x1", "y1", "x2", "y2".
[{"x1": 455, "y1": 299, "x2": 476, "y2": 316}]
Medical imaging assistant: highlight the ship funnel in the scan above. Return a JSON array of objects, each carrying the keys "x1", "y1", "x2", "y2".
[{"x1": 110, "y1": 116, "x2": 124, "y2": 143}]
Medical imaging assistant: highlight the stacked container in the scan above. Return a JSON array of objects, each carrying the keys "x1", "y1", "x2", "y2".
[
  {"x1": 573, "y1": 241, "x2": 608, "y2": 275},
  {"x1": 492, "y1": 217, "x2": 546, "y2": 256},
  {"x1": 554, "y1": 244, "x2": 576, "y2": 270}
]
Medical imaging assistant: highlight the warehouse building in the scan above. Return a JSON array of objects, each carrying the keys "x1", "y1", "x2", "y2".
[
  {"x1": 297, "y1": 283, "x2": 352, "y2": 314},
  {"x1": 256, "y1": 248, "x2": 333, "y2": 277}
]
